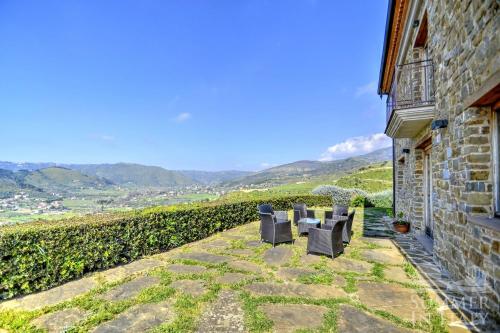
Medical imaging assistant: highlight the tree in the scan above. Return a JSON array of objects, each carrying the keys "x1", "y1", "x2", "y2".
[{"x1": 96, "y1": 198, "x2": 114, "y2": 212}]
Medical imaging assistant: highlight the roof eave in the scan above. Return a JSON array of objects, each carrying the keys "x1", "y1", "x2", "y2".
[{"x1": 378, "y1": 0, "x2": 396, "y2": 96}]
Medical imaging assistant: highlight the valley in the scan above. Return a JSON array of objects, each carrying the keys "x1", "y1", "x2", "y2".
[{"x1": 0, "y1": 147, "x2": 392, "y2": 225}]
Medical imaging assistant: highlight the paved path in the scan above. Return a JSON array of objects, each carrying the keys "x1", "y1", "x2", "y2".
[{"x1": 0, "y1": 207, "x2": 484, "y2": 332}]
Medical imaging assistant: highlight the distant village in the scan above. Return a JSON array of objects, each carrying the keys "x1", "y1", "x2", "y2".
[
  {"x1": 0, "y1": 184, "x2": 230, "y2": 225},
  {"x1": 0, "y1": 192, "x2": 66, "y2": 214}
]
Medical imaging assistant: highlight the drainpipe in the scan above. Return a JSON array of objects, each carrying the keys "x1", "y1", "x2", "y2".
[{"x1": 392, "y1": 138, "x2": 396, "y2": 216}]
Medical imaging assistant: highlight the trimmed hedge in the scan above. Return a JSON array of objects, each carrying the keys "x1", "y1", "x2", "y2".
[{"x1": 0, "y1": 194, "x2": 331, "y2": 300}]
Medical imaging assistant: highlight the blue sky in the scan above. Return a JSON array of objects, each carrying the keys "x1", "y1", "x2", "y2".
[{"x1": 0, "y1": 0, "x2": 390, "y2": 171}]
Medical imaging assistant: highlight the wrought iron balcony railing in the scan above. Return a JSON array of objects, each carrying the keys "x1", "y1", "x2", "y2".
[{"x1": 386, "y1": 59, "x2": 435, "y2": 123}]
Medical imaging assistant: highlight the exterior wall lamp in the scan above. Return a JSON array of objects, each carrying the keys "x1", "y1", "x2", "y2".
[{"x1": 431, "y1": 119, "x2": 448, "y2": 130}]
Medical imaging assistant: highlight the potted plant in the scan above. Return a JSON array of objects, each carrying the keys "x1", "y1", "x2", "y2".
[{"x1": 393, "y1": 212, "x2": 410, "y2": 233}]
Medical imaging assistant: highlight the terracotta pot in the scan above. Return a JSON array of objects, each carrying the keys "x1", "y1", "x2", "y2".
[{"x1": 393, "y1": 222, "x2": 410, "y2": 233}]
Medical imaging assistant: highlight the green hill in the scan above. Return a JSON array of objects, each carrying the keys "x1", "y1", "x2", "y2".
[
  {"x1": 226, "y1": 147, "x2": 392, "y2": 186},
  {"x1": 23, "y1": 167, "x2": 113, "y2": 193},
  {"x1": 70, "y1": 163, "x2": 195, "y2": 188},
  {"x1": 179, "y1": 170, "x2": 252, "y2": 185},
  {"x1": 220, "y1": 162, "x2": 393, "y2": 202},
  {"x1": 0, "y1": 167, "x2": 107, "y2": 198},
  {"x1": 334, "y1": 163, "x2": 392, "y2": 192}
]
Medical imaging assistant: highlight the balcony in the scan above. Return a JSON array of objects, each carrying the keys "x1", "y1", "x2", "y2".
[{"x1": 385, "y1": 60, "x2": 435, "y2": 138}]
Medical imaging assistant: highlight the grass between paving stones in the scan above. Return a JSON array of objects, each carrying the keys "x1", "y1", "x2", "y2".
[
  {"x1": 297, "y1": 271, "x2": 334, "y2": 285},
  {"x1": 241, "y1": 293, "x2": 353, "y2": 333},
  {"x1": 0, "y1": 309, "x2": 40, "y2": 333},
  {"x1": 372, "y1": 262, "x2": 385, "y2": 279},
  {"x1": 403, "y1": 261, "x2": 419, "y2": 279},
  {"x1": 360, "y1": 240, "x2": 385, "y2": 249},
  {"x1": 228, "y1": 239, "x2": 247, "y2": 249},
  {"x1": 345, "y1": 246, "x2": 363, "y2": 261},
  {"x1": 154, "y1": 282, "x2": 222, "y2": 332},
  {"x1": 0, "y1": 275, "x2": 143, "y2": 332},
  {"x1": 286, "y1": 243, "x2": 304, "y2": 268}
]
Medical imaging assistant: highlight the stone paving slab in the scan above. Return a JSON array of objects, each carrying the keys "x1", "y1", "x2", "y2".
[
  {"x1": 0, "y1": 277, "x2": 97, "y2": 311},
  {"x1": 95, "y1": 259, "x2": 166, "y2": 283},
  {"x1": 228, "y1": 260, "x2": 263, "y2": 274},
  {"x1": 31, "y1": 308, "x2": 90, "y2": 333},
  {"x1": 195, "y1": 290, "x2": 246, "y2": 332},
  {"x1": 171, "y1": 279, "x2": 207, "y2": 297},
  {"x1": 263, "y1": 247, "x2": 293, "y2": 266},
  {"x1": 359, "y1": 237, "x2": 398, "y2": 249},
  {"x1": 175, "y1": 252, "x2": 232, "y2": 264},
  {"x1": 221, "y1": 234, "x2": 247, "y2": 240},
  {"x1": 276, "y1": 267, "x2": 316, "y2": 281},
  {"x1": 337, "y1": 305, "x2": 413, "y2": 332},
  {"x1": 334, "y1": 275, "x2": 347, "y2": 288},
  {"x1": 100, "y1": 276, "x2": 160, "y2": 302},
  {"x1": 92, "y1": 301, "x2": 173, "y2": 332},
  {"x1": 300, "y1": 253, "x2": 323, "y2": 265},
  {"x1": 203, "y1": 239, "x2": 230, "y2": 249},
  {"x1": 259, "y1": 304, "x2": 329, "y2": 333},
  {"x1": 384, "y1": 266, "x2": 413, "y2": 284},
  {"x1": 228, "y1": 248, "x2": 255, "y2": 256},
  {"x1": 245, "y1": 240, "x2": 262, "y2": 248},
  {"x1": 327, "y1": 257, "x2": 373, "y2": 274},
  {"x1": 244, "y1": 282, "x2": 347, "y2": 299},
  {"x1": 167, "y1": 264, "x2": 207, "y2": 274},
  {"x1": 361, "y1": 249, "x2": 404, "y2": 265},
  {"x1": 356, "y1": 282, "x2": 426, "y2": 322},
  {"x1": 216, "y1": 272, "x2": 253, "y2": 285}
]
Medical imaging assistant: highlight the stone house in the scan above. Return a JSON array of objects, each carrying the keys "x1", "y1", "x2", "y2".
[{"x1": 378, "y1": 0, "x2": 499, "y2": 319}]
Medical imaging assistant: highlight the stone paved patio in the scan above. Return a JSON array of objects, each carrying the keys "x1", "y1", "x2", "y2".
[{"x1": 0, "y1": 207, "x2": 492, "y2": 332}]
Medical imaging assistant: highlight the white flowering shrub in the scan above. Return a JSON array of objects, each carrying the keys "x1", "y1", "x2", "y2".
[
  {"x1": 312, "y1": 185, "x2": 366, "y2": 206},
  {"x1": 312, "y1": 185, "x2": 392, "y2": 208}
]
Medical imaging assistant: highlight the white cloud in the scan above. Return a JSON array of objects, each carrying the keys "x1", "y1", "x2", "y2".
[
  {"x1": 355, "y1": 81, "x2": 377, "y2": 97},
  {"x1": 319, "y1": 133, "x2": 391, "y2": 161},
  {"x1": 173, "y1": 112, "x2": 192, "y2": 123}
]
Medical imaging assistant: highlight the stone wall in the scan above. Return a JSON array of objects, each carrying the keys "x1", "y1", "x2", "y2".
[{"x1": 392, "y1": 0, "x2": 499, "y2": 318}]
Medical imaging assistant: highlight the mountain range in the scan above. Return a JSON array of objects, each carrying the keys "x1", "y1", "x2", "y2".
[
  {"x1": 0, "y1": 147, "x2": 392, "y2": 196},
  {"x1": 225, "y1": 147, "x2": 393, "y2": 185}
]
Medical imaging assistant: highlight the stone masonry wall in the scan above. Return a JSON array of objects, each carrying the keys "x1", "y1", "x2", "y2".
[{"x1": 393, "y1": 0, "x2": 499, "y2": 318}]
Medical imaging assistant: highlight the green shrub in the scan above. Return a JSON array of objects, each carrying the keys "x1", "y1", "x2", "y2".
[
  {"x1": 0, "y1": 194, "x2": 331, "y2": 300},
  {"x1": 350, "y1": 195, "x2": 374, "y2": 208},
  {"x1": 366, "y1": 190, "x2": 393, "y2": 208}
]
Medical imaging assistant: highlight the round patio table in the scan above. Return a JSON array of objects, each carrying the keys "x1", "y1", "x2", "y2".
[{"x1": 297, "y1": 217, "x2": 321, "y2": 236}]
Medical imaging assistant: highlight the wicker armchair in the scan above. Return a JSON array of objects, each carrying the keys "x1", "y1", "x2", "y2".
[
  {"x1": 324, "y1": 205, "x2": 348, "y2": 225},
  {"x1": 293, "y1": 203, "x2": 316, "y2": 225},
  {"x1": 258, "y1": 204, "x2": 293, "y2": 247},
  {"x1": 307, "y1": 219, "x2": 347, "y2": 258},
  {"x1": 342, "y1": 211, "x2": 356, "y2": 244}
]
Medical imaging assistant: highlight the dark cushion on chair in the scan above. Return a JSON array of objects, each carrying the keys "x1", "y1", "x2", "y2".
[
  {"x1": 258, "y1": 204, "x2": 274, "y2": 215},
  {"x1": 293, "y1": 203, "x2": 307, "y2": 219},
  {"x1": 332, "y1": 205, "x2": 348, "y2": 216}
]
